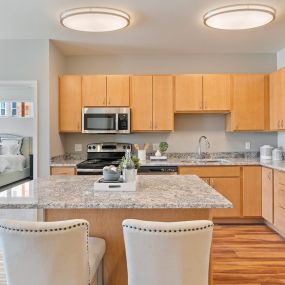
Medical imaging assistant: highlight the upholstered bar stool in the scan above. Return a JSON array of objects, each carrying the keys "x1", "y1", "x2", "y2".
[
  {"x1": 0, "y1": 219, "x2": 105, "y2": 285},
  {"x1": 123, "y1": 219, "x2": 213, "y2": 285}
]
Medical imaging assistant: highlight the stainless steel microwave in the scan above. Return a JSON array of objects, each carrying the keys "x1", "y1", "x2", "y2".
[{"x1": 82, "y1": 107, "x2": 130, "y2": 134}]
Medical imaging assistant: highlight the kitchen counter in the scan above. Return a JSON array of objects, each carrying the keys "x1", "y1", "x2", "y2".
[{"x1": 0, "y1": 175, "x2": 231, "y2": 209}]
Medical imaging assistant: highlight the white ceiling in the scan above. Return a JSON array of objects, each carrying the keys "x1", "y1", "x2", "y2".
[{"x1": 1, "y1": 0, "x2": 285, "y2": 55}]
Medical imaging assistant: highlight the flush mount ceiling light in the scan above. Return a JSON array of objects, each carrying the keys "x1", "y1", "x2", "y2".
[
  {"x1": 203, "y1": 4, "x2": 275, "y2": 30},
  {"x1": 60, "y1": 7, "x2": 130, "y2": 32}
]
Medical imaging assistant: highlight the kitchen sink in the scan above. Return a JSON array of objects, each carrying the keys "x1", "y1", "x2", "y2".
[{"x1": 180, "y1": 159, "x2": 230, "y2": 164}]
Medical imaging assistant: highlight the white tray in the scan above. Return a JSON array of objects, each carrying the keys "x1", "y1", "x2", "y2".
[
  {"x1": 150, "y1": 156, "x2": 167, "y2": 161},
  {"x1": 94, "y1": 177, "x2": 136, "y2": 192}
]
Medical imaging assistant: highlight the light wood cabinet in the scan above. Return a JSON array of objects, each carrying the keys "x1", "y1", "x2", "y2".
[
  {"x1": 130, "y1": 75, "x2": 174, "y2": 132},
  {"x1": 262, "y1": 167, "x2": 274, "y2": 223},
  {"x1": 82, "y1": 75, "x2": 106, "y2": 107},
  {"x1": 243, "y1": 166, "x2": 262, "y2": 217},
  {"x1": 269, "y1": 68, "x2": 285, "y2": 130},
  {"x1": 175, "y1": 74, "x2": 230, "y2": 113},
  {"x1": 130, "y1": 76, "x2": 153, "y2": 131},
  {"x1": 226, "y1": 74, "x2": 269, "y2": 131},
  {"x1": 107, "y1": 75, "x2": 130, "y2": 106},
  {"x1": 153, "y1": 75, "x2": 174, "y2": 131},
  {"x1": 59, "y1": 75, "x2": 82, "y2": 132},
  {"x1": 203, "y1": 74, "x2": 231, "y2": 112},
  {"x1": 175, "y1": 75, "x2": 203, "y2": 112},
  {"x1": 178, "y1": 166, "x2": 241, "y2": 218},
  {"x1": 274, "y1": 171, "x2": 285, "y2": 235},
  {"x1": 50, "y1": 167, "x2": 76, "y2": 175},
  {"x1": 211, "y1": 177, "x2": 241, "y2": 217}
]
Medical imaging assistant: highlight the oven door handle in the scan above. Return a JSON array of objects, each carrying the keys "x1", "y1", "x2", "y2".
[{"x1": 76, "y1": 169, "x2": 103, "y2": 174}]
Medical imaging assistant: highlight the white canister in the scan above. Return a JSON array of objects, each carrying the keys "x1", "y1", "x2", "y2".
[
  {"x1": 272, "y1": 148, "x2": 283, "y2": 161},
  {"x1": 260, "y1": 145, "x2": 274, "y2": 160},
  {"x1": 138, "y1": 150, "x2": 146, "y2": 161}
]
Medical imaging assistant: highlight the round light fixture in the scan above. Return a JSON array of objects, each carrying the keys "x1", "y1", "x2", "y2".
[
  {"x1": 60, "y1": 7, "x2": 130, "y2": 32},
  {"x1": 203, "y1": 4, "x2": 275, "y2": 30}
]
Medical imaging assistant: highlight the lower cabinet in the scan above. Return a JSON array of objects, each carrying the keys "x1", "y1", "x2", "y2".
[
  {"x1": 178, "y1": 166, "x2": 242, "y2": 218},
  {"x1": 262, "y1": 167, "x2": 274, "y2": 223},
  {"x1": 179, "y1": 166, "x2": 262, "y2": 219},
  {"x1": 274, "y1": 170, "x2": 285, "y2": 235},
  {"x1": 50, "y1": 167, "x2": 76, "y2": 176}
]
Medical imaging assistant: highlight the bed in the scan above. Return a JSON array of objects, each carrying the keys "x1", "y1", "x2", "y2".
[{"x1": 0, "y1": 134, "x2": 33, "y2": 188}]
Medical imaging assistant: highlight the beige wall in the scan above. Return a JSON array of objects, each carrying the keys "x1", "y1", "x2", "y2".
[
  {"x1": 56, "y1": 53, "x2": 277, "y2": 155},
  {"x1": 0, "y1": 39, "x2": 50, "y2": 176},
  {"x1": 49, "y1": 41, "x2": 66, "y2": 157}
]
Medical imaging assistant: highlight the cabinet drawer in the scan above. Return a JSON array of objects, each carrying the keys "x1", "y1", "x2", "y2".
[
  {"x1": 50, "y1": 167, "x2": 76, "y2": 176},
  {"x1": 178, "y1": 166, "x2": 240, "y2": 177}
]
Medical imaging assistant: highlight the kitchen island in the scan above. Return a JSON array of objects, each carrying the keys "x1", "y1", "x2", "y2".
[{"x1": 0, "y1": 175, "x2": 231, "y2": 285}]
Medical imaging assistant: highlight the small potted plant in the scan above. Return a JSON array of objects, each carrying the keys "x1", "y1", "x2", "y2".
[
  {"x1": 118, "y1": 155, "x2": 140, "y2": 173},
  {"x1": 155, "y1": 142, "x2": 169, "y2": 157}
]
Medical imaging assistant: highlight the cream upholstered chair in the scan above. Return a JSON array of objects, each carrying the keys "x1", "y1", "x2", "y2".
[
  {"x1": 0, "y1": 219, "x2": 105, "y2": 285},
  {"x1": 123, "y1": 219, "x2": 213, "y2": 285}
]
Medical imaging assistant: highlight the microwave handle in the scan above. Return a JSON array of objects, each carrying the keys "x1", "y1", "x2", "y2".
[{"x1": 116, "y1": 113, "x2": 119, "y2": 131}]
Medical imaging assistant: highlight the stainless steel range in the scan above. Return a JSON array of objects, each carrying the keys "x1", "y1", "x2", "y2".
[{"x1": 76, "y1": 142, "x2": 132, "y2": 175}]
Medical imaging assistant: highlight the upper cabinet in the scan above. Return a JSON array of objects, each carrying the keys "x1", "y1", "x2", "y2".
[
  {"x1": 107, "y1": 75, "x2": 130, "y2": 106},
  {"x1": 59, "y1": 75, "x2": 82, "y2": 133},
  {"x1": 226, "y1": 74, "x2": 269, "y2": 131},
  {"x1": 130, "y1": 76, "x2": 153, "y2": 131},
  {"x1": 175, "y1": 74, "x2": 230, "y2": 112},
  {"x1": 269, "y1": 68, "x2": 285, "y2": 130},
  {"x1": 82, "y1": 75, "x2": 107, "y2": 107},
  {"x1": 130, "y1": 75, "x2": 174, "y2": 132},
  {"x1": 203, "y1": 74, "x2": 231, "y2": 112},
  {"x1": 175, "y1": 75, "x2": 203, "y2": 111},
  {"x1": 81, "y1": 75, "x2": 130, "y2": 107}
]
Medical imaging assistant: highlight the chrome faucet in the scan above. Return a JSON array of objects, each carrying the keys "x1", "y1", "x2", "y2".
[{"x1": 198, "y1": 136, "x2": 210, "y2": 159}]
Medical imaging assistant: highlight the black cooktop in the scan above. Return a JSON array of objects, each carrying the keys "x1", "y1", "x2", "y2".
[{"x1": 77, "y1": 159, "x2": 122, "y2": 169}]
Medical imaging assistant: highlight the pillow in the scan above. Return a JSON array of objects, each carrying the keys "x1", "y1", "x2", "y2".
[{"x1": 0, "y1": 139, "x2": 22, "y2": 155}]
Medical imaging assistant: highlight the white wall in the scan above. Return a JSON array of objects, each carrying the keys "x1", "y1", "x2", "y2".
[
  {"x1": 49, "y1": 41, "x2": 66, "y2": 157},
  {"x1": 59, "y1": 53, "x2": 277, "y2": 154},
  {"x1": 277, "y1": 48, "x2": 285, "y2": 149},
  {"x1": 0, "y1": 87, "x2": 34, "y2": 137},
  {"x1": 0, "y1": 40, "x2": 49, "y2": 176}
]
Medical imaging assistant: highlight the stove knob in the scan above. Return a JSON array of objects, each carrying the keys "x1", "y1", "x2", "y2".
[
  {"x1": 92, "y1": 146, "x2": 96, "y2": 149},
  {"x1": 88, "y1": 146, "x2": 92, "y2": 150},
  {"x1": 123, "y1": 145, "x2": 126, "y2": 149},
  {"x1": 127, "y1": 145, "x2": 131, "y2": 149}
]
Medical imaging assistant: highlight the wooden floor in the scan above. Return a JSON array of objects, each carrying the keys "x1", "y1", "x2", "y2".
[
  {"x1": 0, "y1": 225, "x2": 285, "y2": 285},
  {"x1": 213, "y1": 225, "x2": 285, "y2": 285}
]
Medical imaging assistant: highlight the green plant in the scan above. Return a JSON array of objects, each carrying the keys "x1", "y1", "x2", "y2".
[
  {"x1": 159, "y1": 142, "x2": 168, "y2": 153},
  {"x1": 118, "y1": 155, "x2": 140, "y2": 171}
]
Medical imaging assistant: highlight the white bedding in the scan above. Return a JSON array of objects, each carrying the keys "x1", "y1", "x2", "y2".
[{"x1": 0, "y1": 154, "x2": 26, "y2": 174}]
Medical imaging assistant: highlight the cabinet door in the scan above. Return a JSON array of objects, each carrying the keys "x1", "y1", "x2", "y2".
[
  {"x1": 82, "y1": 75, "x2": 106, "y2": 107},
  {"x1": 203, "y1": 74, "x2": 231, "y2": 112},
  {"x1": 279, "y1": 68, "x2": 285, "y2": 129},
  {"x1": 130, "y1": 76, "x2": 153, "y2": 131},
  {"x1": 175, "y1": 75, "x2": 203, "y2": 112},
  {"x1": 243, "y1": 166, "x2": 262, "y2": 217},
  {"x1": 59, "y1": 76, "x2": 82, "y2": 132},
  {"x1": 262, "y1": 167, "x2": 274, "y2": 223},
  {"x1": 274, "y1": 171, "x2": 285, "y2": 235},
  {"x1": 228, "y1": 74, "x2": 268, "y2": 131},
  {"x1": 153, "y1": 75, "x2": 174, "y2": 131},
  {"x1": 107, "y1": 75, "x2": 130, "y2": 106},
  {"x1": 50, "y1": 167, "x2": 76, "y2": 176},
  {"x1": 211, "y1": 177, "x2": 241, "y2": 217}
]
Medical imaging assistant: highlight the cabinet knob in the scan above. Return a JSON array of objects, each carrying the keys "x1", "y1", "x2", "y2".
[
  {"x1": 204, "y1": 101, "x2": 207, "y2": 109},
  {"x1": 108, "y1": 99, "x2": 111, "y2": 105}
]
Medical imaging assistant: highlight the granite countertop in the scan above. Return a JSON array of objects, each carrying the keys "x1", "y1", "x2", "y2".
[
  {"x1": 0, "y1": 175, "x2": 232, "y2": 210},
  {"x1": 50, "y1": 154, "x2": 285, "y2": 172}
]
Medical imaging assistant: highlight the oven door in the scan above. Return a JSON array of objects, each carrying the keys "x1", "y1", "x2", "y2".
[{"x1": 82, "y1": 108, "x2": 118, "y2": 133}]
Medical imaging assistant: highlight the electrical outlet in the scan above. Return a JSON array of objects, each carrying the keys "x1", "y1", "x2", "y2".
[
  {"x1": 245, "y1": 142, "x2": 251, "y2": 150},
  {"x1": 75, "y1": 144, "x2": 82, "y2": 152}
]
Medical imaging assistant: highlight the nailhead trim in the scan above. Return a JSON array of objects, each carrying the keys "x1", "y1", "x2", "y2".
[
  {"x1": 0, "y1": 222, "x2": 88, "y2": 233},
  {"x1": 123, "y1": 224, "x2": 213, "y2": 232}
]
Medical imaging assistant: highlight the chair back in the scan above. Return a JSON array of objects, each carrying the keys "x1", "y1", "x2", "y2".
[
  {"x1": 123, "y1": 219, "x2": 213, "y2": 285},
  {"x1": 0, "y1": 219, "x2": 90, "y2": 285}
]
